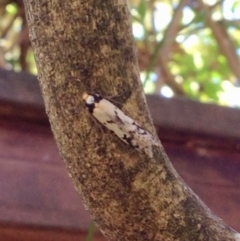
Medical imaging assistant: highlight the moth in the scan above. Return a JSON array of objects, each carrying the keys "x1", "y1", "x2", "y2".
[{"x1": 82, "y1": 92, "x2": 160, "y2": 157}]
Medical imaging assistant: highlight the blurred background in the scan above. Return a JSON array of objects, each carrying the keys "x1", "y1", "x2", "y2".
[{"x1": 0, "y1": 0, "x2": 240, "y2": 240}]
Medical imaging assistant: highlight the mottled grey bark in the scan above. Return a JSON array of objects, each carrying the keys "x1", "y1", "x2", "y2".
[{"x1": 23, "y1": 0, "x2": 240, "y2": 240}]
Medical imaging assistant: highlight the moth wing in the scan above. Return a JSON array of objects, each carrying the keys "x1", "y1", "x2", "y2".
[
  {"x1": 92, "y1": 99, "x2": 127, "y2": 139},
  {"x1": 88, "y1": 95, "x2": 160, "y2": 157}
]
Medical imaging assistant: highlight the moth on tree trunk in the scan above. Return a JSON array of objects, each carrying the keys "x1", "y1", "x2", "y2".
[
  {"x1": 82, "y1": 92, "x2": 160, "y2": 157},
  {"x1": 23, "y1": 0, "x2": 240, "y2": 240}
]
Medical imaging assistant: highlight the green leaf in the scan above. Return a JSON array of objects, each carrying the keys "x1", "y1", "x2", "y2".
[
  {"x1": 137, "y1": 0, "x2": 147, "y2": 20},
  {"x1": 231, "y1": 0, "x2": 240, "y2": 13},
  {"x1": 6, "y1": 3, "x2": 17, "y2": 15}
]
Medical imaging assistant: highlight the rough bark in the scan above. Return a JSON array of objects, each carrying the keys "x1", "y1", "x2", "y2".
[{"x1": 23, "y1": 0, "x2": 240, "y2": 241}]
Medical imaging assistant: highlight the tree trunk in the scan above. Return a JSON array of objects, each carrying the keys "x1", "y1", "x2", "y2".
[{"x1": 23, "y1": 0, "x2": 240, "y2": 240}]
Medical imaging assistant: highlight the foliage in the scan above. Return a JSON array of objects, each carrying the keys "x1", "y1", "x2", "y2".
[
  {"x1": 0, "y1": 0, "x2": 240, "y2": 107},
  {"x1": 131, "y1": 0, "x2": 240, "y2": 106}
]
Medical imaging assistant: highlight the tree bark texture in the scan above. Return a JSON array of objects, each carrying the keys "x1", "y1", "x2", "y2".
[{"x1": 23, "y1": 0, "x2": 240, "y2": 240}]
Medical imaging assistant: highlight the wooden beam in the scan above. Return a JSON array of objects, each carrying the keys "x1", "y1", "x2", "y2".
[{"x1": 0, "y1": 224, "x2": 105, "y2": 241}]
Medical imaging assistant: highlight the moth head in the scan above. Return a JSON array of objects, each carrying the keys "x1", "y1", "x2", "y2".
[
  {"x1": 83, "y1": 92, "x2": 103, "y2": 113},
  {"x1": 82, "y1": 92, "x2": 102, "y2": 104},
  {"x1": 82, "y1": 92, "x2": 95, "y2": 105}
]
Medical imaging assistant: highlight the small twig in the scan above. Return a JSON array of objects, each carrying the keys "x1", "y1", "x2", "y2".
[
  {"x1": 85, "y1": 221, "x2": 96, "y2": 241},
  {"x1": 143, "y1": 0, "x2": 188, "y2": 95},
  {"x1": 197, "y1": 0, "x2": 240, "y2": 82}
]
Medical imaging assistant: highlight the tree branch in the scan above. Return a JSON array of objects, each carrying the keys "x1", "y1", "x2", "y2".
[
  {"x1": 197, "y1": 0, "x2": 240, "y2": 82},
  {"x1": 23, "y1": 0, "x2": 240, "y2": 240}
]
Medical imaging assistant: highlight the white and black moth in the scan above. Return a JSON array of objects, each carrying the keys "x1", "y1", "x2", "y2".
[{"x1": 82, "y1": 92, "x2": 160, "y2": 157}]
